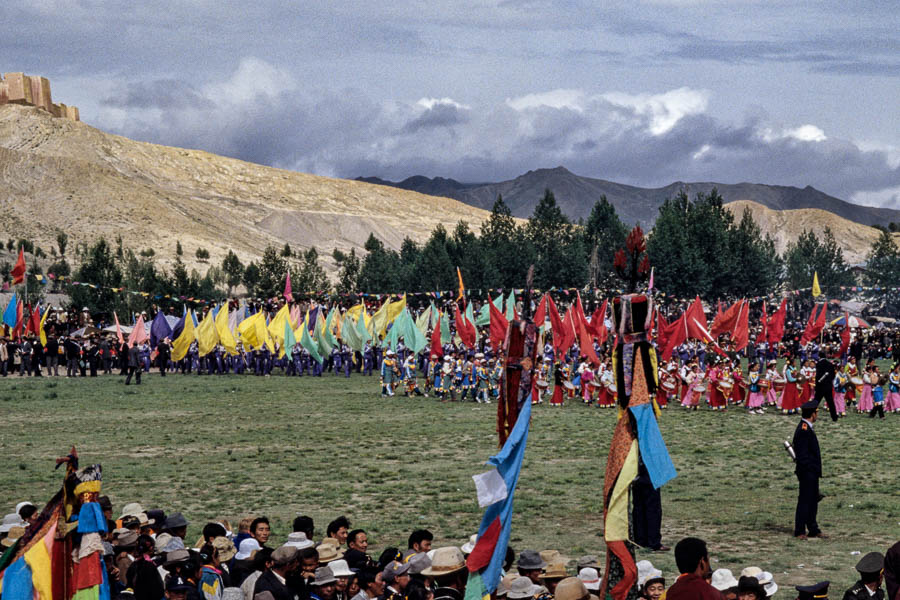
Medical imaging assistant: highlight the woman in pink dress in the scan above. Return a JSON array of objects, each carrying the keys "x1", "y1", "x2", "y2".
[
  {"x1": 765, "y1": 360, "x2": 779, "y2": 406},
  {"x1": 746, "y1": 362, "x2": 766, "y2": 414},
  {"x1": 886, "y1": 364, "x2": 900, "y2": 413},
  {"x1": 832, "y1": 373, "x2": 848, "y2": 417},
  {"x1": 857, "y1": 362, "x2": 875, "y2": 413}
]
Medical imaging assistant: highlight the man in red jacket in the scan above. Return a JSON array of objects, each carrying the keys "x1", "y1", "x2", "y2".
[{"x1": 665, "y1": 538, "x2": 720, "y2": 600}]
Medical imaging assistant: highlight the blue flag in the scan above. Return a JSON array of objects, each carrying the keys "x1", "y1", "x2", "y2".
[
  {"x1": 2, "y1": 293, "x2": 17, "y2": 328},
  {"x1": 149, "y1": 311, "x2": 173, "y2": 349}
]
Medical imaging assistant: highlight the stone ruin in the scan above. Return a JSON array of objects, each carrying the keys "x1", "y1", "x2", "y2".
[{"x1": 0, "y1": 72, "x2": 79, "y2": 121}]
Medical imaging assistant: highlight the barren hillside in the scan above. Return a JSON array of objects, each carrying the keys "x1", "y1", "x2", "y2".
[
  {"x1": 725, "y1": 200, "x2": 898, "y2": 264},
  {"x1": 0, "y1": 104, "x2": 493, "y2": 271}
]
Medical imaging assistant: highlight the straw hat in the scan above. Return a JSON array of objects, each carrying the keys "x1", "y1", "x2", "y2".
[
  {"x1": 421, "y1": 547, "x2": 466, "y2": 577},
  {"x1": 508, "y1": 577, "x2": 537, "y2": 600},
  {"x1": 554, "y1": 577, "x2": 590, "y2": 600},
  {"x1": 1, "y1": 525, "x2": 24, "y2": 547},
  {"x1": 543, "y1": 562, "x2": 568, "y2": 580},
  {"x1": 316, "y1": 543, "x2": 341, "y2": 563},
  {"x1": 540, "y1": 550, "x2": 562, "y2": 565}
]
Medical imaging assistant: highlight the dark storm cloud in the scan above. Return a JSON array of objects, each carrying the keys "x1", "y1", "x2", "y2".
[{"x1": 402, "y1": 102, "x2": 470, "y2": 133}]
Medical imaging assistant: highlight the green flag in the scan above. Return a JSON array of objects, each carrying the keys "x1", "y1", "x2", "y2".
[
  {"x1": 466, "y1": 302, "x2": 479, "y2": 343},
  {"x1": 415, "y1": 306, "x2": 432, "y2": 338},
  {"x1": 397, "y1": 308, "x2": 427, "y2": 355},
  {"x1": 315, "y1": 314, "x2": 333, "y2": 356},
  {"x1": 324, "y1": 307, "x2": 339, "y2": 347},
  {"x1": 356, "y1": 308, "x2": 372, "y2": 345},
  {"x1": 440, "y1": 308, "x2": 452, "y2": 344},
  {"x1": 300, "y1": 321, "x2": 323, "y2": 364},
  {"x1": 342, "y1": 313, "x2": 363, "y2": 352},
  {"x1": 284, "y1": 320, "x2": 297, "y2": 358},
  {"x1": 506, "y1": 290, "x2": 516, "y2": 321}
]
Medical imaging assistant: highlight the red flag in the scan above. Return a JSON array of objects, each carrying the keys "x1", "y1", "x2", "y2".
[
  {"x1": 25, "y1": 303, "x2": 40, "y2": 336},
  {"x1": 547, "y1": 296, "x2": 567, "y2": 355},
  {"x1": 430, "y1": 313, "x2": 443, "y2": 358},
  {"x1": 833, "y1": 312, "x2": 851, "y2": 358},
  {"x1": 114, "y1": 311, "x2": 125, "y2": 344},
  {"x1": 766, "y1": 298, "x2": 787, "y2": 344},
  {"x1": 800, "y1": 303, "x2": 827, "y2": 345},
  {"x1": 487, "y1": 295, "x2": 509, "y2": 352},
  {"x1": 454, "y1": 302, "x2": 476, "y2": 349},
  {"x1": 559, "y1": 308, "x2": 577, "y2": 356},
  {"x1": 710, "y1": 299, "x2": 743, "y2": 339},
  {"x1": 575, "y1": 317, "x2": 601, "y2": 365},
  {"x1": 10, "y1": 247, "x2": 26, "y2": 285},
  {"x1": 533, "y1": 293, "x2": 547, "y2": 325},
  {"x1": 127, "y1": 315, "x2": 149, "y2": 346},
  {"x1": 732, "y1": 301, "x2": 750, "y2": 352},
  {"x1": 284, "y1": 271, "x2": 293, "y2": 301},
  {"x1": 589, "y1": 299, "x2": 609, "y2": 344},
  {"x1": 13, "y1": 298, "x2": 23, "y2": 339},
  {"x1": 684, "y1": 296, "x2": 710, "y2": 342}
]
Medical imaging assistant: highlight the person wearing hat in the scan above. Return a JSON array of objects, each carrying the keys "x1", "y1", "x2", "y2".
[
  {"x1": 422, "y1": 547, "x2": 468, "y2": 600},
  {"x1": 508, "y1": 577, "x2": 537, "y2": 600},
  {"x1": 541, "y1": 562, "x2": 569, "y2": 597},
  {"x1": 329, "y1": 559, "x2": 355, "y2": 600},
  {"x1": 553, "y1": 577, "x2": 593, "y2": 600},
  {"x1": 517, "y1": 550, "x2": 547, "y2": 587},
  {"x1": 312, "y1": 566, "x2": 338, "y2": 600},
  {"x1": 842, "y1": 552, "x2": 885, "y2": 600},
  {"x1": 793, "y1": 399, "x2": 825, "y2": 539},
  {"x1": 577, "y1": 568, "x2": 601, "y2": 596},
  {"x1": 575, "y1": 557, "x2": 599, "y2": 573},
  {"x1": 738, "y1": 576, "x2": 767, "y2": 600},
  {"x1": 165, "y1": 575, "x2": 196, "y2": 600},
  {"x1": 636, "y1": 560, "x2": 665, "y2": 600},
  {"x1": 795, "y1": 581, "x2": 829, "y2": 600},
  {"x1": 165, "y1": 513, "x2": 190, "y2": 542},
  {"x1": 382, "y1": 560, "x2": 412, "y2": 600},
  {"x1": 711, "y1": 569, "x2": 739, "y2": 600},
  {"x1": 254, "y1": 546, "x2": 300, "y2": 600}
]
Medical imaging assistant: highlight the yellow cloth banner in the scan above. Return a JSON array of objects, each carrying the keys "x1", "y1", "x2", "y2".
[
  {"x1": 216, "y1": 304, "x2": 237, "y2": 355},
  {"x1": 604, "y1": 440, "x2": 639, "y2": 542},
  {"x1": 195, "y1": 309, "x2": 219, "y2": 357},
  {"x1": 171, "y1": 311, "x2": 196, "y2": 361},
  {"x1": 812, "y1": 271, "x2": 822, "y2": 297}
]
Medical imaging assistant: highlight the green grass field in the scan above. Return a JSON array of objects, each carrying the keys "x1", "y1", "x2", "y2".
[{"x1": 1, "y1": 371, "x2": 898, "y2": 592}]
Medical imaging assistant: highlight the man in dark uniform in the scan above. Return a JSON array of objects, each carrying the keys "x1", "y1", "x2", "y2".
[
  {"x1": 842, "y1": 552, "x2": 885, "y2": 600},
  {"x1": 125, "y1": 343, "x2": 142, "y2": 385},
  {"x1": 814, "y1": 349, "x2": 838, "y2": 422},
  {"x1": 796, "y1": 581, "x2": 829, "y2": 600},
  {"x1": 793, "y1": 399, "x2": 824, "y2": 539}
]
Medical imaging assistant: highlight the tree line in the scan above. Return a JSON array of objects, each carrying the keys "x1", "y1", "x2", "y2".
[{"x1": 4, "y1": 187, "x2": 892, "y2": 317}]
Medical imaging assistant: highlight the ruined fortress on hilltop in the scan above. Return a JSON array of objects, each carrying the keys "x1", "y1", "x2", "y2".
[{"x1": 0, "y1": 72, "x2": 79, "y2": 121}]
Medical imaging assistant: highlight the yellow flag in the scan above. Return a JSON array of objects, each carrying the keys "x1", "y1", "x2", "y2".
[
  {"x1": 812, "y1": 271, "x2": 822, "y2": 297},
  {"x1": 386, "y1": 294, "x2": 407, "y2": 326},
  {"x1": 195, "y1": 309, "x2": 219, "y2": 356},
  {"x1": 39, "y1": 307, "x2": 50, "y2": 346},
  {"x1": 216, "y1": 304, "x2": 237, "y2": 355},
  {"x1": 257, "y1": 314, "x2": 275, "y2": 353},
  {"x1": 171, "y1": 311, "x2": 196, "y2": 361},
  {"x1": 371, "y1": 300, "x2": 390, "y2": 339},
  {"x1": 237, "y1": 312, "x2": 261, "y2": 349},
  {"x1": 267, "y1": 304, "x2": 290, "y2": 347}
]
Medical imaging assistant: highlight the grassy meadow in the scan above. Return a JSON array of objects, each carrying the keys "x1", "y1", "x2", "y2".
[{"x1": 0, "y1": 370, "x2": 898, "y2": 592}]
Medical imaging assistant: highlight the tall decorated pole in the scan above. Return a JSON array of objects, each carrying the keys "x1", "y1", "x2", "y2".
[{"x1": 601, "y1": 227, "x2": 677, "y2": 600}]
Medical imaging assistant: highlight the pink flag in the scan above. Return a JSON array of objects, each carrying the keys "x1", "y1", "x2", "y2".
[
  {"x1": 284, "y1": 271, "x2": 293, "y2": 301},
  {"x1": 648, "y1": 266, "x2": 654, "y2": 291},
  {"x1": 114, "y1": 311, "x2": 125, "y2": 344},
  {"x1": 127, "y1": 314, "x2": 149, "y2": 346}
]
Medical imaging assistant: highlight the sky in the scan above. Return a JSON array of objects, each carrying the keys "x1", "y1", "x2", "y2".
[{"x1": 3, "y1": 0, "x2": 899, "y2": 206}]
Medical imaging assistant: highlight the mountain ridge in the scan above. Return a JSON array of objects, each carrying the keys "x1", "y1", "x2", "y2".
[{"x1": 357, "y1": 166, "x2": 900, "y2": 228}]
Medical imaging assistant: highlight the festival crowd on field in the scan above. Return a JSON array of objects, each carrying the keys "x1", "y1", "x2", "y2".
[
  {"x1": 2, "y1": 503, "x2": 899, "y2": 600},
  {"x1": 4, "y1": 296, "x2": 900, "y2": 419}
]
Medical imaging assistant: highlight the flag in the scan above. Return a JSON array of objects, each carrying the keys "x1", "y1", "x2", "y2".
[
  {"x1": 648, "y1": 266, "x2": 654, "y2": 291},
  {"x1": 12, "y1": 298, "x2": 23, "y2": 339},
  {"x1": 505, "y1": 290, "x2": 516, "y2": 321},
  {"x1": 457, "y1": 267, "x2": 465, "y2": 301},
  {"x1": 812, "y1": 271, "x2": 822, "y2": 297},
  {"x1": 38, "y1": 305, "x2": 50, "y2": 346},
  {"x1": 267, "y1": 304, "x2": 291, "y2": 348},
  {"x1": 356, "y1": 308, "x2": 372, "y2": 346},
  {"x1": 800, "y1": 303, "x2": 827, "y2": 345},
  {"x1": 455, "y1": 302, "x2": 476, "y2": 349},
  {"x1": 465, "y1": 399, "x2": 532, "y2": 595},
  {"x1": 284, "y1": 271, "x2": 293, "y2": 301},
  {"x1": 10, "y1": 247, "x2": 25, "y2": 285},
  {"x1": 759, "y1": 301, "x2": 768, "y2": 344},
  {"x1": 385, "y1": 295, "x2": 407, "y2": 328},
  {"x1": 216, "y1": 303, "x2": 237, "y2": 355},
  {"x1": 732, "y1": 301, "x2": 750, "y2": 352},
  {"x1": 284, "y1": 320, "x2": 297, "y2": 358},
  {"x1": 149, "y1": 311, "x2": 173, "y2": 348},
  {"x1": 171, "y1": 310, "x2": 196, "y2": 361},
  {"x1": 440, "y1": 309, "x2": 452, "y2": 344},
  {"x1": 546, "y1": 296, "x2": 567, "y2": 355},
  {"x1": 430, "y1": 312, "x2": 443, "y2": 358},
  {"x1": 237, "y1": 312, "x2": 262, "y2": 349},
  {"x1": 766, "y1": 298, "x2": 787, "y2": 344},
  {"x1": 834, "y1": 312, "x2": 851, "y2": 358},
  {"x1": 488, "y1": 296, "x2": 509, "y2": 352},
  {"x1": 2, "y1": 293, "x2": 17, "y2": 328},
  {"x1": 710, "y1": 299, "x2": 743, "y2": 339},
  {"x1": 300, "y1": 321, "x2": 323, "y2": 364},
  {"x1": 533, "y1": 294, "x2": 547, "y2": 326},
  {"x1": 370, "y1": 300, "x2": 390, "y2": 340},
  {"x1": 195, "y1": 310, "x2": 219, "y2": 356},
  {"x1": 589, "y1": 299, "x2": 609, "y2": 344},
  {"x1": 114, "y1": 312, "x2": 125, "y2": 344},
  {"x1": 127, "y1": 315, "x2": 148, "y2": 346},
  {"x1": 341, "y1": 313, "x2": 363, "y2": 353},
  {"x1": 25, "y1": 303, "x2": 41, "y2": 337}
]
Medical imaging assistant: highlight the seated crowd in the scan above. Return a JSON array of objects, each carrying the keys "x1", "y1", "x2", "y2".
[{"x1": 2, "y1": 502, "x2": 898, "y2": 600}]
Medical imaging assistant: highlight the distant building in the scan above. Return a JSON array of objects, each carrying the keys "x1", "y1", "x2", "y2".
[{"x1": 0, "y1": 72, "x2": 79, "y2": 121}]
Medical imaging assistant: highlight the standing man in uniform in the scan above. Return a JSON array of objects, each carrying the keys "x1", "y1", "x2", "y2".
[
  {"x1": 841, "y1": 552, "x2": 885, "y2": 600},
  {"x1": 793, "y1": 399, "x2": 824, "y2": 539},
  {"x1": 814, "y1": 348, "x2": 838, "y2": 422}
]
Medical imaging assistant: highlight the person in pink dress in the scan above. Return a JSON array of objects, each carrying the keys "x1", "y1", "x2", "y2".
[
  {"x1": 886, "y1": 364, "x2": 900, "y2": 413},
  {"x1": 746, "y1": 362, "x2": 766, "y2": 414},
  {"x1": 832, "y1": 371, "x2": 848, "y2": 417},
  {"x1": 857, "y1": 361, "x2": 876, "y2": 413},
  {"x1": 765, "y1": 360, "x2": 779, "y2": 406},
  {"x1": 581, "y1": 365, "x2": 595, "y2": 404},
  {"x1": 779, "y1": 357, "x2": 803, "y2": 414},
  {"x1": 682, "y1": 364, "x2": 704, "y2": 410}
]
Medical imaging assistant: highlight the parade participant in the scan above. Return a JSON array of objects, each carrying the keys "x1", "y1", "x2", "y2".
[
  {"x1": 799, "y1": 359, "x2": 815, "y2": 404},
  {"x1": 845, "y1": 356, "x2": 861, "y2": 407},
  {"x1": 490, "y1": 359, "x2": 503, "y2": 401},
  {"x1": 683, "y1": 364, "x2": 704, "y2": 410},
  {"x1": 814, "y1": 350, "x2": 839, "y2": 422},
  {"x1": 869, "y1": 365, "x2": 886, "y2": 419},
  {"x1": 887, "y1": 363, "x2": 900, "y2": 414},
  {"x1": 581, "y1": 363, "x2": 595, "y2": 404},
  {"x1": 380, "y1": 350, "x2": 399, "y2": 397},
  {"x1": 747, "y1": 363, "x2": 765, "y2": 414},
  {"x1": 706, "y1": 358, "x2": 727, "y2": 411},
  {"x1": 842, "y1": 552, "x2": 885, "y2": 600},
  {"x1": 549, "y1": 361, "x2": 565, "y2": 407},
  {"x1": 655, "y1": 364, "x2": 670, "y2": 409},
  {"x1": 793, "y1": 400, "x2": 824, "y2": 539},
  {"x1": 403, "y1": 355, "x2": 424, "y2": 398},
  {"x1": 441, "y1": 356, "x2": 453, "y2": 402},
  {"x1": 729, "y1": 360, "x2": 745, "y2": 406},
  {"x1": 780, "y1": 358, "x2": 802, "y2": 415},
  {"x1": 679, "y1": 360, "x2": 693, "y2": 405},
  {"x1": 561, "y1": 359, "x2": 576, "y2": 401},
  {"x1": 832, "y1": 371, "x2": 848, "y2": 418},
  {"x1": 474, "y1": 357, "x2": 491, "y2": 404},
  {"x1": 858, "y1": 362, "x2": 876, "y2": 414},
  {"x1": 451, "y1": 353, "x2": 464, "y2": 402},
  {"x1": 597, "y1": 360, "x2": 615, "y2": 408},
  {"x1": 765, "y1": 360, "x2": 779, "y2": 407}
]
